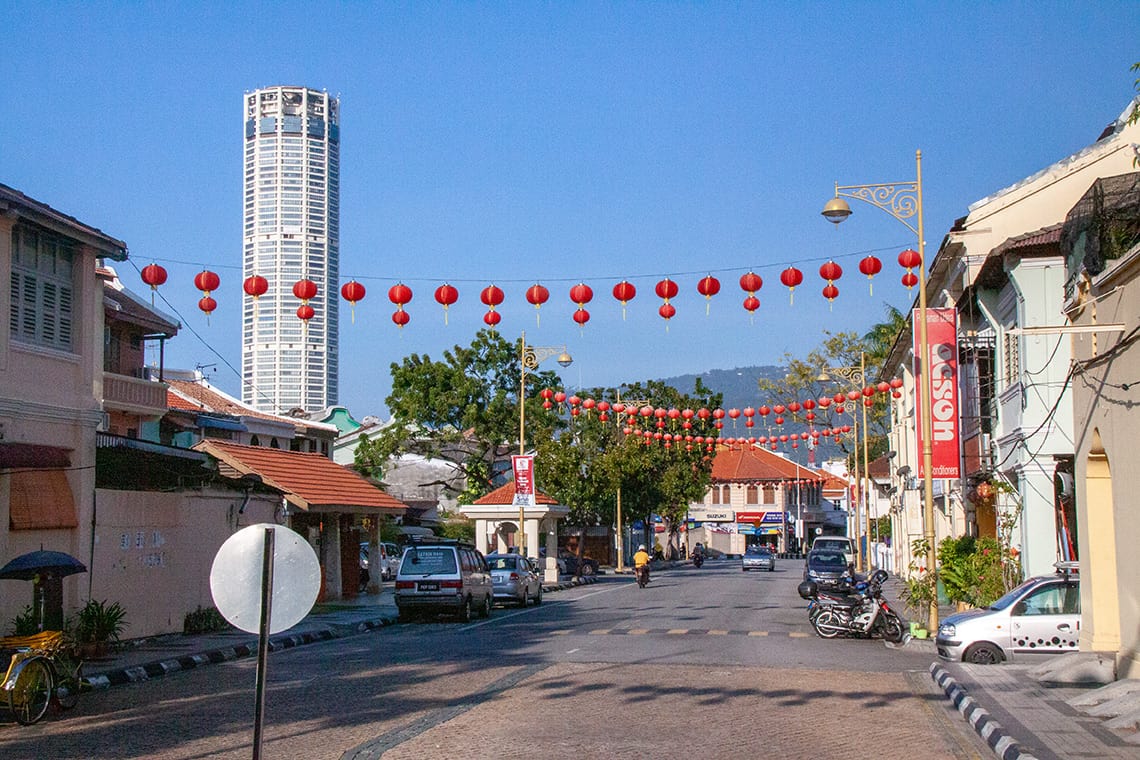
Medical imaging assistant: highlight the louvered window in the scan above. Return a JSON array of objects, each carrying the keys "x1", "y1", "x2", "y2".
[{"x1": 9, "y1": 227, "x2": 75, "y2": 351}]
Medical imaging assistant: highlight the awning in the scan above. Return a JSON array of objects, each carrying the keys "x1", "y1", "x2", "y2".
[
  {"x1": 9, "y1": 470, "x2": 79, "y2": 530},
  {"x1": 198, "y1": 415, "x2": 247, "y2": 432}
]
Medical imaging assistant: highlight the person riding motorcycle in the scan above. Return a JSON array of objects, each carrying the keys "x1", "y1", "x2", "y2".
[
  {"x1": 633, "y1": 544, "x2": 651, "y2": 585},
  {"x1": 691, "y1": 542, "x2": 705, "y2": 568}
]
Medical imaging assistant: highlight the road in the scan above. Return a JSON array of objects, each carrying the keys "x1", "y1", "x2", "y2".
[{"x1": 1, "y1": 561, "x2": 990, "y2": 759}]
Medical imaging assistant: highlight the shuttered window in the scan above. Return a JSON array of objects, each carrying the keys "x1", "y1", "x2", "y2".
[{"x1": 9, "y1": 227, "x2": 75, "y2": 352}]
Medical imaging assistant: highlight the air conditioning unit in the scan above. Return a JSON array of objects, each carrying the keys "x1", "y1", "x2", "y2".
[{"x1": 906, "y1": 476, "x2": 919, "y2": 491}]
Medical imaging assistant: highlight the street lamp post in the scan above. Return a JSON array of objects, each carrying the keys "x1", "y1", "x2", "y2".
[
  {"x1": 819, "y1": 353, "x2": 873, "y2": 572},
  {"x1": 613, "y1": 393, "x2": 649, "y2": 573},
  {"x1": 518, "y1": 331, "x2": 572, "y2": 559},
  {"x1": 821, "y1": 150, "x2": 937, "y2": 629}
]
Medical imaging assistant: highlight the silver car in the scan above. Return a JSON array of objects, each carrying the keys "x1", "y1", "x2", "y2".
[
  {"x1": 486, "y1": 553, "x2": 543, "y2": 607},
  {"x1": 936, "y1": 563, "x2": 1080, "y2": 664},
  {"x1": 742, "y1": 545, "x2": 775, "y2": 572}
]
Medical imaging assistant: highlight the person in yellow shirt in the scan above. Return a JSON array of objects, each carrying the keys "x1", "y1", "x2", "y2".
[{"x1": 633, "y1": 544, "x2": 651, "y2": 586}]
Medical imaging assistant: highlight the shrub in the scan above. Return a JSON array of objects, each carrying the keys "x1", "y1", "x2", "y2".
[
  {"x1": 75, "y1": 599, "x2": 128, "y2": 644},
  {"x1": 7, "y1": 605, "x2": 38, "y2": 636},
  {"x1": 183, "y1": 605, "x2": 232, "y2": 635}
]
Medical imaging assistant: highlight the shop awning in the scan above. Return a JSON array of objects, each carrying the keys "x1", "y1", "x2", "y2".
[{"x1": 8, "y1": 470, "x2": 79, "y2": 530}]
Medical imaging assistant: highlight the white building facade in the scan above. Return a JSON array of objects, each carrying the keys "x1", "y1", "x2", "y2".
[{"x1": 242, "y1": 86, "x2": 340, "y2": 414}]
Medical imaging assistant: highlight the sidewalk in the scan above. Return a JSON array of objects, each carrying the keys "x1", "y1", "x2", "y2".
[
  {"x1": 82, "y1": 575, "x2": 601, "y2": 689},
  {"x1": 871, "y1": 573, "x2": 1140, "y2": 759}
]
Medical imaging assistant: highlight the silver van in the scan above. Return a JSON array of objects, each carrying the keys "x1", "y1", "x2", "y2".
[{"x1": 394, "y1": 540, "x2": 493, "y2": 623}]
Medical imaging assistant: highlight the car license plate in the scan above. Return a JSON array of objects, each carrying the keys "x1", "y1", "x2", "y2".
[{"x1": 418, "y1": 582, "x2": 439, "y2": 591}]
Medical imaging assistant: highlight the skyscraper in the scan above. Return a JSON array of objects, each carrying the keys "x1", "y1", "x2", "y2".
[{"x1": 242, "y1": 86, "x2": 340, "y2": 414}]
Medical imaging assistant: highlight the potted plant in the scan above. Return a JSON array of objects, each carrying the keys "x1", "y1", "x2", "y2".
[
  {"x1": 74, "y1": 599, "x2": 128, "y2": 658},
  {"x1": 900, "y1": 539, "x2": 936, "y2": 637}
]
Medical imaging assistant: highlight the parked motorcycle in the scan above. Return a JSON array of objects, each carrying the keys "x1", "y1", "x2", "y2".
[{"x1": 799, "y1": 569, "x2": 907, "y2": 643}]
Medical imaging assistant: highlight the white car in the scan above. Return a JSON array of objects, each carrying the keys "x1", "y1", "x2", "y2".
[{"x1": 936, "y1": 563, "x2": 1080, "y2": 664}]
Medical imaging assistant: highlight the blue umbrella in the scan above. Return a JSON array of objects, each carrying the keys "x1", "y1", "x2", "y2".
[{"x1": 0, "y1": 550, "x2": 87, "y2": 580}]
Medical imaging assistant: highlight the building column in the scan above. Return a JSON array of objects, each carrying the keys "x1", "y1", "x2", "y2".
[
  {"x1": 496, "y1": 523, "x2": 510, "y2": 553},
  {"x1": 474, "y1": 519, "x2": 488, "y2": 555},
  {"x1": 524, "y1": 518, "x2": 541, "y2": 560},
  {"x1": 543, "y1": 521, "x2": 559, "y2": 584}
]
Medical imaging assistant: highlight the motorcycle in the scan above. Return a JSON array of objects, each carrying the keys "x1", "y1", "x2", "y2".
[
  {"x1": 692, "y1": 552, "x2": 704, "y2": 569},
  {"x1": 635, "y1": 565, "x2": 650, "y2": 588},
  {"x1": 799, "y1": 569, "x2": 907, "y2": 643}
]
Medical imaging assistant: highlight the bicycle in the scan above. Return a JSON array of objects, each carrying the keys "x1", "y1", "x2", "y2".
[{"x1": 1, "y1": 630, "x2": 84, "y2": 725}]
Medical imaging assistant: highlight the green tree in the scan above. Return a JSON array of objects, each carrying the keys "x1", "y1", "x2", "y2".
[
  {"x1": 537, "y1": 379, "x2": 722, "y2": 564},
  {"x1": 354, "y1": 330, "x2": 564, "y2": 503}
]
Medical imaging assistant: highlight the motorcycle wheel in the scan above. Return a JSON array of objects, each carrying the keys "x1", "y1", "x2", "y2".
[
  {"x1": 812, "y1": 609, "x2": 845, "y2": 639},
  {"x1": 881, "y1": 614, "x2": 906, "y2": 643}
]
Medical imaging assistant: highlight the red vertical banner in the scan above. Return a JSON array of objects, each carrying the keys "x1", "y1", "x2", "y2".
[
  {"x1": 913, "y1": 308, "x2": 961, "y2": 479},
  {"x1": 512, "y1": 454, "x2": 536, "y2": 506}
]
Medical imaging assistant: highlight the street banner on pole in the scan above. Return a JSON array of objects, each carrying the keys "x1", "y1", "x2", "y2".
[
  {"x1": 913, "y1": 307, "x2": 961, "y2": 479},
  {"x1": 511, "y1": 454, "x2": 536, "y2": 506}
]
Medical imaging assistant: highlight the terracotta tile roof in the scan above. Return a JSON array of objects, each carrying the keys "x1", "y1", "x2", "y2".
[
  {"x1": 868, "y1": 454, "x2": 892, "y2": 479},
  {"x1": 166, "y1": 389, "x2": 202, "y2": 412},
  {"x1": 168, "y1": 380, "x2": 294, "y2": 424},
  {"x1": 474, "y1": 482, "x2": 560, "y2": 506},
  {"x1": 194, "y1": 440, "x2": 406, "y2": 514},
  {"x1": 992, "y1": 224, "x2": 1063, "y2": 255},
  {"x1": 710, "y1": 445, "x2": 824, "y2": 482}
]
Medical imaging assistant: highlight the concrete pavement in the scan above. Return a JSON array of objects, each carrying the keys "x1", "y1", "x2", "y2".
[{"x1": 77, "y1": 565, "x2": 1140, "y2": 758}]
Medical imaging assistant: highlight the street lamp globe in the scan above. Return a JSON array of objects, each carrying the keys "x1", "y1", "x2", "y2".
[
  {"x1": 821, "y1": 197, "x2": 853, "y2": 224},
  {"x1": 557, "y1": 351, "x2": 573, "y2": 368}
]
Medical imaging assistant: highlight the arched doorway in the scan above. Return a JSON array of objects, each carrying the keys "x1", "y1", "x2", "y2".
[{"x1": 1084, "y1": 429, "x2": 1121, "y2": 652}]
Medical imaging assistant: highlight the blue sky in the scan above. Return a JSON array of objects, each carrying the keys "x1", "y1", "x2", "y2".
[{"x1": 4, "y1": 2, "x2": 1138, "y2": 418}]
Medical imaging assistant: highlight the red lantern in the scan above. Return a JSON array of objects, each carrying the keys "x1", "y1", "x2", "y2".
[
  {"x1": 788, "y1": 401, "x2": 801, "y2": 413},
  {"x1": 140, "y1": 263, "x2": 168, "y2": 305},
  {"x1": 779, "y1": 266, "x2": 803, "y2": 304},
  {"x1": 877, "y1": 381, "x2": 890, "y2": 393},
  {"x1": 656, "y1": 278, "x2": 678, "y2": 324},
  {"x1": 555, "y1": 391, "x2": 567, "y2": 404},
  {"x1": 198, "y1": 296, "x2": 217, "y2": 317},
  {"x1": 658, "y1": 303, "x2": 676, "y2": 322},
  {"x1": 739, "y1": 271, "x2": 762, "y2": 294},
  {"x1": 342, "y1": 280, "x2": 367, "y2": 324},
  {"x1": 818, "y1": 396, "x2": 832, "y2": 408},
  {"x1": 612, "y1": 280, "x2": 636, "y2": 320},
  {"x1": 573, "y1": 307, "x2": 590, "y2": 326},
  {"x1": 742, "y1": 295, "x2": 760, "y2": 316},
  {"x1": 858, "y1": 255, "x2": 883, "y2": 294},
  {"x1": 902, "y1": 272, "x2": 919, "y2": 290},
  {"x1": 293, "y1": 279, "x2": 318, "y2": 302},
  {"x1": 898, "y1": 248, "x2": 922, "y2": 269},
  {"x1": 819, "y1": 260, "x2": 842, "y2": 284},
  {"x1": 392, "y1": 310, "x2": 410, "y2": 328},
  {"x1": 434, "y1": 283, "x2": 459, "y2": 324},
  {"x1": 890, "y1": 377, "x2": 904, "y2": 389},
  {"x1": 481, "y1": 284, "x2": 505, "y2": 328},
  {"x1": 525, "y1": 283, "x2": 549, "y2": 326},
  {"x1": 758, "y1": 405, "x2": 770, "y2": 416},
  {"x1": 194, "y1": 269, "x2": 220, "y2": 297},
  {"x1": 387, "y1": 282, "x2": 411, "y2": 307},
  {"x1": 569, "y1": 282, "x2": 594, "y2": 307},
  {"x1": 243, "y1": 274, "x2": 268, "y2": 298},
  {"x1": 297, "y1": 304, "x2": 315, "y2": 321},
  {"x1": 822, "y1": 284, "x2": 839, "y2": 306},
  {"x1": 803, "y1": 399, "x2": 815, "y2": 410},
  {"x1": 697, "y1": 275, "x2": 720, "y2": 315}
]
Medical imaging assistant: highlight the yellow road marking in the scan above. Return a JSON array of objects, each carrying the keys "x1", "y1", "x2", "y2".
[
  {"x1": 789, "y1": 631, "x2": 810, "y2": 638},
  {"x1": 748, "y1": 631, "x2": 769, "y2": 636},
  {"x1": 550, "y1": 630, "x2": 571, "y2": 636},
  {"x1": 627, "y1": 629, "x2": 649, "y2": 635},
  {"x1": 667, "y1": 629, "x2": 689, "y2": 635},
  {"x1": 707, "y1": 630, "x2": 729, "y2": 635},
  {"x1": 588, "y1": 629, "x2": 611, "y2": 635}
]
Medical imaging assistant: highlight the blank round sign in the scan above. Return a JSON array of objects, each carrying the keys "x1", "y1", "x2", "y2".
[{"x1": 210, "y1": 524, "x2": 321, "y2": 635}]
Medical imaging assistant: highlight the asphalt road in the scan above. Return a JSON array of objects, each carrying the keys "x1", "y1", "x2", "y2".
[{"x1": 0, "y1": 560, "x2": 991, "y2": 759}]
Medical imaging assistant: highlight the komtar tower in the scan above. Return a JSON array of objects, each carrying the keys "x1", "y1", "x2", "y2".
[{"x1": 242, "y1": 86, "x2": 340, "y2": 414}]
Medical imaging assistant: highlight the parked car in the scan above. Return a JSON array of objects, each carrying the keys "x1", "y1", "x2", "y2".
[
  {"x1": 359, "y1": 541, "x2": 402, "y2": 590},
  {"x1": 937, "y1": 562, "x2": 1080, "y2": 664},
  {"x1": 803, "y1": 550, "x2": 851, "y2": 590},
  {"x1": 742, "y1": 545, "x2": 775, "y2": 572},
  {"x1": 485, "y1": 553, "x2": 543, "y2": 607},
  {"x1": 394, "y1": 539, "x2": 493, "y2": 623},
  {"x1": 558, "y1": 549, "x2": 599, "y2": 576},
  {"x1": 811, "y1": 536, "x2": 855, "y2": 562}
]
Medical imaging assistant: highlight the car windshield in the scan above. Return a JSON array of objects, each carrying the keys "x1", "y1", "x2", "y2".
[
  {"x1": 814, "y1": 540, "x2": 849, "y2": 552},
  {"x1": 746, "y1": 546, "x2": 771, "y2": 555},
  {"x1": 987, "y1": 577, "x2": 1048, "y2": 611},
  {"x1": 487, "y1": 556, "x2": 518, "y2": 571},
  {"x1": 808, "y1": 552, "x2": 847, "y2": 569},
  {"x1": 400, "y1": 548, "x2": 457, "y2": 575}
]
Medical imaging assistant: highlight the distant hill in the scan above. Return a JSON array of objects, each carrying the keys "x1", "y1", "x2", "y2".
[
  {"x1": 652, "y1": 364, "x2": 845, "y2": 466},
  {"x1": 652, "y1": 365, "x2": 787, "y2": 411}
]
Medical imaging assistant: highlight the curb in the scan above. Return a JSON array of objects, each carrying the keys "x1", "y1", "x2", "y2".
[
  {"x1": 84, "y1": 578, "x2": 597, "y2": 691},
  {"x1": 930, "y1": 663, "x2": 1038, "y2": 760}
]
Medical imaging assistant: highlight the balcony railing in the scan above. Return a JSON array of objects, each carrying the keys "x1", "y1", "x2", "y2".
[{"x1": 102, "y1": 372, "x2": 168, "y2": 416}]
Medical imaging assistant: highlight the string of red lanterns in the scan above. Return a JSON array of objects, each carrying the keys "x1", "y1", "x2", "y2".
[{"x1": 137, "y1": 251, "x2": 920, "y2": 329}]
